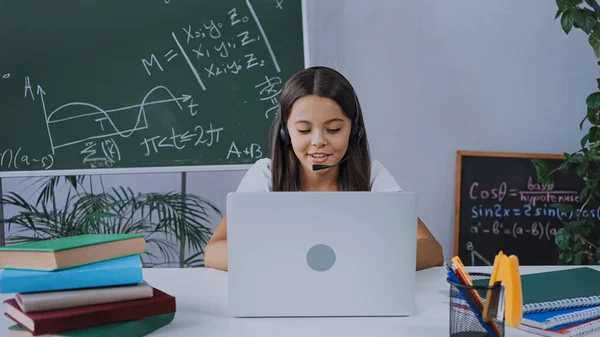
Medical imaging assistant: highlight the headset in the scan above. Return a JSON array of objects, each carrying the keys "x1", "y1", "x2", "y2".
[{"x1": 278, "y1": 68, "x2": 364, "y2": 147}]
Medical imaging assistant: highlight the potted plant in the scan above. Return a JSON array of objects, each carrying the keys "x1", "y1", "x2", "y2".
[
  {"x1": 532, "y1": 0, "x2": 600, "y2": 265},
  {"x1": 1, "y1": 175, "x2": 221, "y2": 268}
]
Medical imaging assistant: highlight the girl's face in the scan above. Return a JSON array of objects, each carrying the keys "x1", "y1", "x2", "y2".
[{"x1": 286, "y1": 95, "x2": 352, "y2": 174}]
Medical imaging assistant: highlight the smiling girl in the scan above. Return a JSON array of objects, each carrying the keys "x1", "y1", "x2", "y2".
[{"x1": 205, "y1": 66, "x2": 443, "y2": 271}]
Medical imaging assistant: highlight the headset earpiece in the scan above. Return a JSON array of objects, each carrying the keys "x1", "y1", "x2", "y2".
[
  {"x1": 280, "y1": 124, "x2": 289, "y2": 145},
  {"x1": 350, "y1": 93, "x2": 364, "y2": 144},
  {"x1": 278, "y1": 106, "x2": 290, "y2": 146}
]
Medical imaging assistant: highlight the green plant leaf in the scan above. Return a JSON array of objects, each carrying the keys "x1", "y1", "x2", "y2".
[
  {"x1": 589, "y1": 24, "x2": 600, "y2": 57},
  {"x1": 562, "y1": 9, "x2": 575, "y2": 33},
  {"x1": 586, "y1": 92, "x2": 600, "y2": 109},
  {"x1": 550, "y1": 203, "x2": 574, "y2": 213},
  {"x1": 581, "y1": 114, "x2": 589, "y2": 130},
  {"x1": 585, "y1": 0, "x2": 600, "y2": 16},
  {"x1": 560, "y1": 251, "x2": 574, "y2": 264},
  {"x1": 590, "y1": 126, "x2": 600, "y2": 142},
  {"x1": 555, "y1": 228, "x2": 571, "y2": 249},
  {"x1": 572, "y1": 8, "x2": 597, "y2": 34},
  {"x1": 574, "y1": 251, "x2": 584, "y2": 265},
  {"x1": 531, "y1": 158, "x2": 553, "y2": 186},
  {"x1": 582, "y1": 133, "x2": 591, "y2": 148},
  {"x1": 588, "y1": 107, "x2": 599, "y2": 125},
  {"x1": 557, "y1": 0, "x2": 584, "y2": 11},
  {"x1": 585, "y1": 148, "x2": 600, "y2": 161}
]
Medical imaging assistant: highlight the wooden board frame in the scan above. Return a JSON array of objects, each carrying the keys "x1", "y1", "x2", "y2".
[{"x1": 452, "y1": 150, "x2": 566, "y2": 257}]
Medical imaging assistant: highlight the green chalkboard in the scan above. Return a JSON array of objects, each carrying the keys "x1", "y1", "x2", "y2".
[{"x1": 0, "y1": 0, "x2": 306, "y2": 177}]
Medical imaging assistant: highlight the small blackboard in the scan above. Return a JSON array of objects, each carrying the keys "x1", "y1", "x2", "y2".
[{"x1": 454, "y1": 151, "x2": 594, "y2": 266}]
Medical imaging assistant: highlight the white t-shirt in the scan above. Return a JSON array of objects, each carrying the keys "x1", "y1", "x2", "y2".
[{"x1": 236, "y1": 158, "x2": 402, "y2": 192}]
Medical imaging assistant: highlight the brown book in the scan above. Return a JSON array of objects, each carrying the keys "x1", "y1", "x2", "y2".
[
  {"x1": 0, "y1": 234, "x2": 146, "y2": 271},
  {"x1": 16, "y1": 281, "x2": 154, "y2": 313},
  {"x1": 4, "y1": 287, "x2": 176, "y2": 336}
]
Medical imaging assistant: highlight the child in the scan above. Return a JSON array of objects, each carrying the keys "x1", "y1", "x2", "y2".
[{"x1": 205, "y1": 66, "x2": 443, "y2": 271}]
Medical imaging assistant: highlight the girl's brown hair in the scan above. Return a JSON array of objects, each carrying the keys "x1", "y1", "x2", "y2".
[{"x1": 271, "y1": 66, "x2": 371, "y2": 191}]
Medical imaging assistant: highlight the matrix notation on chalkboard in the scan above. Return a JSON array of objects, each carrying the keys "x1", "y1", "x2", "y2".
[{"x1": 0, "y1": 0, "x2": 306, "y2": 177}]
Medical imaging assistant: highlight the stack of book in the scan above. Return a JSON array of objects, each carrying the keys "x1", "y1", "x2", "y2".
[
  {"x1": 518, "y1": 267, "x2": 600, "y2": 337},
  {"x1": 0, "y1": 234, "x2": 176, "y2": 337}
]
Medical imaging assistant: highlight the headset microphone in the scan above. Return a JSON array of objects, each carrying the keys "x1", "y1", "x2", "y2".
[{"x1": 312, "y1": 155, "x2": 351, "y2": 171}]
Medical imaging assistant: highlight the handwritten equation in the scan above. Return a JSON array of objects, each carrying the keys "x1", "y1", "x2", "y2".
[
  {"x1": 0, "y1": 148, "x2": 54, "y2": 171},
  {"x1": 1, "y1": 0, "x2": 290, "y2": 171},
  {"x1": 468, "y1": 177, "x2": 580, "y2": 206},
  {"x1": 142, "y1": 2, "x2": 283, "y2": 120},
  {"x1": 469, "y1": 203, "x2": 600, "y2": 221},
  {"x1": 469, "y1": 220, "x2": 557, "y2": 241}
]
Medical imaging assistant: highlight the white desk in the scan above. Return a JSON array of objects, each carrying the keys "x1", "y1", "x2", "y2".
[{"x1": 2, "y1": 265, "x2": 599, "y2": 337}]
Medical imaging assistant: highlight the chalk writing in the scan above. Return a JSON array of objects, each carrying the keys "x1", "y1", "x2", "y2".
[
  {"x1": 228, "y1": 8, "x2": 249, "y2": 26},
  {"x1": 0, "y1": 148, "x2": 54, "y2": 170},
  {"x1": 469, "y1": 203, "x2": 600, "y2": 221},
  {"x1": 468, "y1": 177, "x2": 577, "y2": 206},
  {"x1": 24, "y1": 76, "x2": 34, "y2": 101},
  {"x1": 469, "y1": 220, "x2": 557, "y2": 241},
  {"x1": 226, "y1": 141, "x2": 263, "y2": 159},
  {"x1": 255, "y1": 75, "x2": 282, "y2": 118},
  {"x1": 140, "y1": 123, "x2": 223, "y2": 156},
  {"x1": 465, "y1": 242, "x2": 492, "y2": 266},
  {"x1": 0, "y1": 0, "x2": 303, "y2": 174},
  {"x1": 44, "y1": 85, "x2": 191, "y2": 152},
  {"x1": 81, "y1": 139, "x2": 121, "y2": 168}
]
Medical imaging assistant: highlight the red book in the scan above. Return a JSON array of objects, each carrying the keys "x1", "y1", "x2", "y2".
[{"x1": 4, "y1": 287, "x2": 176, "y2": 336}]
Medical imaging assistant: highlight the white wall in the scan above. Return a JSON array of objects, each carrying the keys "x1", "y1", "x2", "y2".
[{"x1": 2, "y1": 0, "x2": 596, "y2": 264}]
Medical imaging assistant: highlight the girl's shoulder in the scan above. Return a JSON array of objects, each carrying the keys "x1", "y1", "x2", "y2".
[
  {"x1": 370, "y1": 160, "x2": 403, "y2": 192},
  {"x1": 236, "y1": 158, "x2": 273, "y2": 192}
]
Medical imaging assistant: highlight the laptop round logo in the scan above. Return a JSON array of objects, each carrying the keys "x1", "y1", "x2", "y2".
[{"x1": 306, "y1": 244, "x2": 336, "y2": 272}]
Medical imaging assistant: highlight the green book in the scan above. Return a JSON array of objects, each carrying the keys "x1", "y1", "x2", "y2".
[
  {"x1": 521, "y1": 267, "x2": 600, "y2": 313},
  {"x1": 0, "y1": 234, "x2": 144, "y2": 252},
  {"x1": 8, "y1": 312, "x2": 175, "y2": 337},
  {"x1": 0, "y1": 234, "x2": 147, "y2": 271}
]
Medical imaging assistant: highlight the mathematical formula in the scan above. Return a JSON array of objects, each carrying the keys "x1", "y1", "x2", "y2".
[
  {"x1": 1, "y1": 0, "x2": 293, "y2": 173},
  {"x1": 469, "y1": 220, "x2": 557, "y2": 241},
  {"x1": 470, "y1": 203, "x2": 600, "y2": 221},
  {"x1": 0, "y1": 148, "x2": 54, "y2": 170},
  {"x1": 468, "y1": 177, "x2": 579, "y2": 206}
]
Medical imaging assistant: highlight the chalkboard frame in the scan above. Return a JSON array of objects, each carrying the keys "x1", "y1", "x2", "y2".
[
  {"x1": 0, "y1": 0, "x2": 311, "y2": 178},
  {"x1": 452, "y1": 150, "x2": 566, "y2": 258}
]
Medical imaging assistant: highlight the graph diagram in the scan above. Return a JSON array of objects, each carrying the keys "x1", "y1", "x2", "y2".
[{"x1": 41, "y1": 85, "x2": 191, "y2": 154}]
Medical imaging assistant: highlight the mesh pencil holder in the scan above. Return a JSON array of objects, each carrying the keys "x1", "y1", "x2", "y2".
[{"x1": 447, "y1": 272, "x2": 505, "y2": 337}]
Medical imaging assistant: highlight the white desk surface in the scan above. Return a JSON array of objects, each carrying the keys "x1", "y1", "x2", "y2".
[{"x1": 2, "y1": 265, "x2": 599, "y2": 337}]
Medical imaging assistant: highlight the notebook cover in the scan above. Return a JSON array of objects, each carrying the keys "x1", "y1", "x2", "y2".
[
  {"x1": 8, "y1": 312, "x2": 175, "y2": 337},
  {"x1": 4, "y1": 287, "x2": 176, "y2": 336},
  {"x1": 0, "y1": 234, "x2": 144, "y2": 252},
  {"x1": 521, "y1": 267, "x2": 600, "y2": 311},
  {"x1": 0, "y1": 255, "x2": 143, "y2": 294}
]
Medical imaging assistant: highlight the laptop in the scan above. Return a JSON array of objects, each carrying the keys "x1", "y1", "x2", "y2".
[{"x1": 226, "y1": 191, "x2": 418, "y2": 317}]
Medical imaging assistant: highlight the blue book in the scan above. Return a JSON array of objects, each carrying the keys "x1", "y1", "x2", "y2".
[{"x1": 0, "y1": 255, "x2": 143, "y2": 294}]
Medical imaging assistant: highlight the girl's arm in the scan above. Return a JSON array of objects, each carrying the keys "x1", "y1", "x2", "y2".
[
  {"x1": 416, "y1": 217, "x2": 444, "y2": 270},
  {"x1": 205, "y1": 215, "x2": 229, "y2": 271}
]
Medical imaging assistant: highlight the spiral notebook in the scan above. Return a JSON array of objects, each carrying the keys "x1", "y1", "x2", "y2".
[
  {"x1": 522, "y1": 306, "x2": 600, "y2": 330},
  {"x1": 521, "y1": 267, "x2": 600, "y2": 314},
  {"x1": 519, "y1": 316, "x2": 600, "y2": 337}
]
